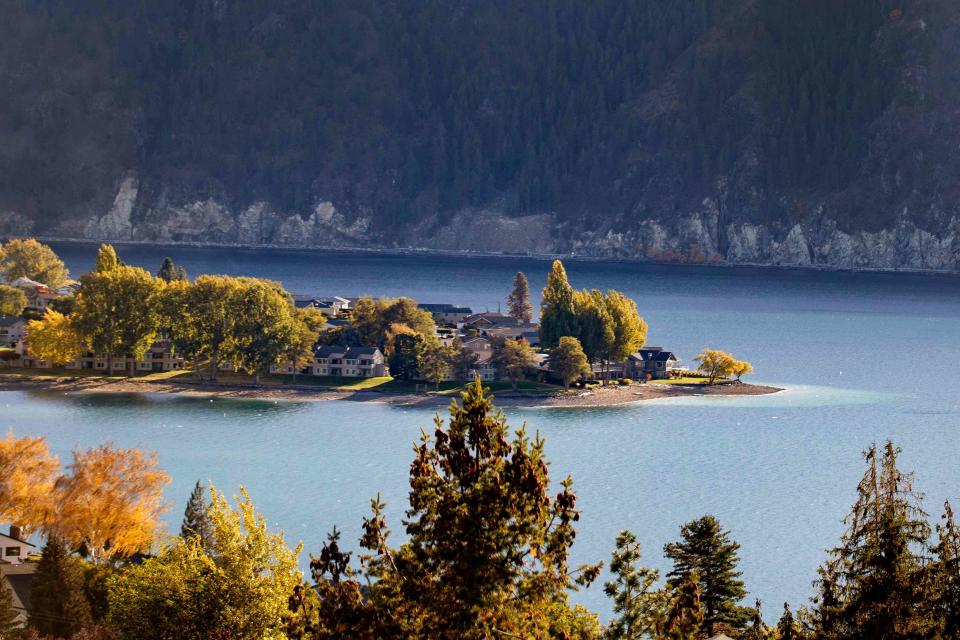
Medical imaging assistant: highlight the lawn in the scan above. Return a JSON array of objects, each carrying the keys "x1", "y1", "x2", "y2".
[
  {"x1": 0, "y1": 366, "x2": 193, "y2": 382},
  {"x1": 651, "y1": 376, "x2": 728, "y2": 385}
]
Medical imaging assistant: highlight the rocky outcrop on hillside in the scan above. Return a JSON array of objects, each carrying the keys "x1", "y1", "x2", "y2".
[{"x1": 2, "y1": 0, "x2": 960, "y2": 272}]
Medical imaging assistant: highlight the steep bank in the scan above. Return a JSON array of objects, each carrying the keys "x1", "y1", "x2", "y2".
[{"x1": 3, "y1": 0, "x2": 960, "y2": 271}]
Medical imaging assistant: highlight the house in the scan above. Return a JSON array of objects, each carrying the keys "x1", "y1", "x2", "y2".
[
  {"x1": 482, "y1": 322, "x2": 541, "y2": 346},
  {"x1": 9, "y1": 277, "x2": 59, "y2": 312},
  {"x1": 459, "y1": 336, "x2": 498, "y2": 381},
  {"x1": 0, "y1": 316, "x2": 27, "y2": 350},
  {"x1": 18, "y1": 340, "x2": 185, "y2": 372},
  {"x1": 0, "y1": 528, "x2": 33, "y2": 566},
  {"x1": 460, "y1": 312, "x2": 523, "y2": 328},
  {"x1": 307, "y1": 345, "x2": 388, "y2": 378},
  {"x1": 626, "y1": 347, "x2": 681, "y2": 380},
  {"x1": 294, "y1": 296, "x2": 351, "y2": 317},
  {"x1": 419, "y1": 303, "x2": 473, "y2": 325}
]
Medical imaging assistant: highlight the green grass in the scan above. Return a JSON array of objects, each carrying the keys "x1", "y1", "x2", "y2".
[
  {"x1": 0, "y1": 366, "x2": 193, "y2": 382},
  {"x1": 652, "y1": 376, "x2": 728, "y2": 385}
]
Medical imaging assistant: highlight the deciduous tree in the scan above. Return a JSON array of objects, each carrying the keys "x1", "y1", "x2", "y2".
[
  {"x1": 539, "y1": 260, "x2": 578, "y2": 349},
  {"x1": 74, "y1": 262, "x2": 164, "y2": 375},
  {"x1": 26, "y1": 310, "x2": 83, "y2": 366},
  {"x1": 602, "y1": 290, "x2": 647, "y2": 370},
  {"x1": 230, "y1": 280, "x2": 301, "y2": 383},
  {"x1": 732, "y1": 359, "x2": 754, "y2": 382},
  {"x1": 351, "y1": 296, "x2": 435, "y2": 347},
  {"x1": 388, "y1": 332, "x2": 425, "y2": 381},
  {"x1": 491, "y1": 336, "x2": 537, "y2": 389},
  {"x1": 418, "y1": 342, "x2": 451, "y2": 390},
  {"x1": 93, "y1": 244, "x2": 119, "y2": 273},
  {"x1": 507, "y1": 271, "x2": 533, "y2": 322},
  {"x1": 167, "y1": 275, "x2": 246, "y2": 381},
  {"x1": 573, "y1": 289, "x2": 613, "y2": 367},
  {"x1": 108, "y1": 485, "x2": 301, "y2": 640},
  {"x1": 549, "y1": 336, "x2": 591, "y2": 388},
  {"x1": 0, "y1": 239, "x2": 69, "y2": 289},
  {"x1": 664, "y1": 515, "x2": 752, "y2": 636},
  {"x1": 0, "y1": 432, "x2": 59, "y2": 537},
  {"x1": 693, "y1": 349, "x2": 738, "y2": 384},
  {"x1": 51, "y1": 445, "x2": 170, "y2": 563},
  {"x1": 0, "y1": 285, "x2": 26, "y2": 317}
]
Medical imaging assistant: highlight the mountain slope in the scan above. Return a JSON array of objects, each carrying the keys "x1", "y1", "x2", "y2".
[{"x1": 2, "y1": 0, "x2": 959, "y2": 270}]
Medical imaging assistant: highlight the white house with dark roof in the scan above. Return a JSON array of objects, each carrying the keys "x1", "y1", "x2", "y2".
[
  {"x1": 0, "y1": 528, "x2": 34, "y2": 565},
  {"x1": 275, "y1": 344, "x2": 388, "y2": 378}
]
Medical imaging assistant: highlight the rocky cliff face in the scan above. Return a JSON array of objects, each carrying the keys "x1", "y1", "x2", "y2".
[{"x1": 2, "y1": 0, "x2": 960, "y2": 272}]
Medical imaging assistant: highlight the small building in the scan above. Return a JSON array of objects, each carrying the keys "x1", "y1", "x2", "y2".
[
  {"x1": 308, "y1": 345, "x2": 388, "y2": 378},
  {"x1": 460, "y1": 311, "x2": 525, "y2": 329},
  {"x1": 482, "y1": 323, "x2": 541, "y2": 346},
  {"x1": 419, "y1": 303, "x2": 473, "y2": 325},
  {"x1": 294, "y1": 296, "x2": 351, "y2": 317}
]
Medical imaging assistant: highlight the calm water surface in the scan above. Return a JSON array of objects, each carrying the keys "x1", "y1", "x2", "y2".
[{"x1": 3, "y1": 243, "x2": 960, "y2": 619}]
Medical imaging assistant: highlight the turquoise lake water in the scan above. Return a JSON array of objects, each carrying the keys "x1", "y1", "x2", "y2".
[{"x1": 4, "y1": 243, "x2": 960, "y2": 619}]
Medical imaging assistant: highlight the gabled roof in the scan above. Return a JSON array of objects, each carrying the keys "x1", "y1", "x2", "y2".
[
  {"x1": 0, "y1": 315, "x2": 26, "y2": 328},
  {"x1": 634, "y1": 348, "x2": 677, "y2": 362},
  {"x1": 419, "y1": 303, "x2": 473, "y2": 314},
  {"x1": 9, "y1": 277, "x2": 45, "y2": 289},
  {"x1": 313, "y1": 344, "x2": 380, "y2": 359},
  {"x1": 0, "y1": 531, "x2": 35, "y2": 548}
]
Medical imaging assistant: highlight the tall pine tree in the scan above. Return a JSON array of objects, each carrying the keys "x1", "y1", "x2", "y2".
[
  {"x1": 181, "y1": 480, "x2": 214, "y2": 547},
  {"x1": 776, "y1": 603, "x2": 799, "y2": 640},
  {"x1": 656, "y1": 572, "x2": 704, "y2": 640},
  {"x1": 664, "y1": 515, "x2": 752, "y2": 636},
  {"x1": 603, "y1": 530, "x2": 663, "y2": 639},
  {"x1": 506, "y1": 272, "x2": 533, "y2": 323},
  {"x1": 29, "y1": 537, "x2": 92, "y2": 638},
  {"x1": 810, "y1": 441, "x2": 934, "y2": 639},
  {"x1": 931, "y1": 500, "x2": 960, "y2": 638}
]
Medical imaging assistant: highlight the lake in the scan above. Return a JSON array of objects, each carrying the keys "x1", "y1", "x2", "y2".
[{"x1": 5, "y1": 243, "x2": 960, "y2": 620}]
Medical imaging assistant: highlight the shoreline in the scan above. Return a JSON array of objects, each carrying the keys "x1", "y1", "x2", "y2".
[
  {"x1": 34, "y1": 237, "x2": 960, "y2": 280},
  {"x1": 0, "y1": 374, "x2": 783, "y2": 408}
]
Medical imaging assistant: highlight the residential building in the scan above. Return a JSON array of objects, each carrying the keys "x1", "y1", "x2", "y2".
[
  {"x1": 419, "y1": 303, "x2": 473, "y2": 325},
  {"x1": 0, "y1": 528, "x2": 33, "y2": 565},
  {"x1": 626, "y1": 347, "x2": 681, "y2": 380},
  {"x1": 459, "y1": 335, "x2": 498, "y2": 381},
  {"x1": 460, "y1": 311, "x2": 523, "y2": 328},
  {"x1": 481, "y1": 322, "x2": 541, "y2": 346},
  {"x1": 305, "y1": 345, "x2": 388, "y2": 377},
  {"x1": 0, "y1": 316, "x2": 26, "y2": 350},
  {"x1": 9, "y1": 277, "x2": 59, "y2": 312},
  {"x1": 294, "y1": 296, "x2": 351, "y2": 317},
  {"x1": 18, "y1": 340, "x2": 185, "y2": 372}
]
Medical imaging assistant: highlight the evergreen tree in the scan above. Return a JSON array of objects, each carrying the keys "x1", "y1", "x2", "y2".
[
  {"x1": 157, "y1": 257, "x2": 187, "y2": 282},
  {"x1": 776, "y1": 603, "x2": 799, "y2": 640},
  {"x1": 930, "y1": 500, "x2": 960, "y2": 638},
  {"x1": 810, "y1": 441, "x2": 934, "y2": 639},
  {"x1": 603, "y1": 530, "x2": 662, "y2": 639},
  {"x1": 354, "y1": 378, "x2": 600, "y2": 637},
  {"x1": 29, "y1": 537, "x2": 93, "y2": 638},
  {"x1": 744, "y1": 598, "x2": 769, "y2": 640},
  {"x1": 506, "y1": 271, "x2": 533, "y2": 323},
  {"x1": 0, "y1": 578, "x2": 21, "y2": 640},
  {"x1": 656, "y1": 572, "x2": 704, "y2": 640},
  {"x1": 539, "y1": 260, "x2": 578, "y2": 349},
  {"x1": 664, "y1": 515, "x2": 751, "y2": 636},
  {"x1": 181, "y1": 480, "x2": 214, "y2": 547}
]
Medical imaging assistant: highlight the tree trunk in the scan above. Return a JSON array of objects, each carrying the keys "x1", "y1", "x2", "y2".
[
  {"x1": 106, "y1": 353, "x2": 113, "y2": 375},
  {"x1": 128, "y1": 357, "x2": 135, "y2": 378},
  {"x1": 210, "y1": 345, "x2": 219, "y2": 382}
]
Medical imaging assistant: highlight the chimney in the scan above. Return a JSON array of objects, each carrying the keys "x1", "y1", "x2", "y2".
[{"x1": 9, "y1": 524, "x2": 22, "y2": 541}]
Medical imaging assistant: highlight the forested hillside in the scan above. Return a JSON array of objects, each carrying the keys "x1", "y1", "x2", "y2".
[{"x1": 2, "y1": 0, "x2": 959, "y2": 269}]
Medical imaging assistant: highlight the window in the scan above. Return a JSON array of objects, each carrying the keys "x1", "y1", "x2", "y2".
[{"x1": 5, "y1": 546, "x2": 20, "y2": 557}]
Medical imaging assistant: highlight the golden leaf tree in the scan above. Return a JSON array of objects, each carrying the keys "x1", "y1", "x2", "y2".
[
  {"x1": 51, "y1": 444, "x2": 170, "y2": 563},
  {"x1": 0, "y1": 238, "x2": 70, "y2": 289},
  {"x1": 0, "y1": 432, "x2": 59, "y2": 537},
  {"x1": 26, "y1": 309, "x2": 83, "y2": 366}
]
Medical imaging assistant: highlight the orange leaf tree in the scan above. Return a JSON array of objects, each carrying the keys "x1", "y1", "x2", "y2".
[
  {"x1": 51, "y1": 444, "x2": 170, "y2": 563},
  {"x1": 0, "y1": 431, "x2": 59, "y2": 537}
]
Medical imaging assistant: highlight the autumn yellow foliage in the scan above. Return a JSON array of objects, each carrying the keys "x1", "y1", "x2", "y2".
[
  {"x1": 27, "y1": 309, "x2": 83, "y2": 366},
  {"x1": 0, "y1": 432, "x2": 59, "y2": 537}
]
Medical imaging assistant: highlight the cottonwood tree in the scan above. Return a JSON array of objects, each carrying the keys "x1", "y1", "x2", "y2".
[
  {"x1": 51, "y1": 444, "x2": 169, "y2": 563},
  {"x1": 282, "y1": 309, "x2": 321, "y2": 382},
  {"x1": 0, "y1": 284, "x2": 26, "y2": 316},
  {"x1": 573, "y1": 289, "x2": 613, "y2": 366},
  {"x1": 108, "y1": 486, "x2": 301, "y2": 640},
  {"x1": 26, "y1": 310, "x2": 83, "y2": 366},
  {"x1": 93, "y1": 244, "x2": 119, "y2": 272},
  {"x1": 664, "y1": 515, "x2": 752, "y2": 636},
  {"x1": 0, "y1": 432, "x2": 59, "y2": 537},
  {"x1": 0, "y1": 238, "x2": 69, "y2": 288},
  {"x1": 351, "y1": 379, "x2": 600, "y2": 638},
  {"x1": 603, "y1": 530, "x2": 664, "y2": 639},
  {"x1": 74, "y1": 255, "x2": 164, "y2": 375},
  {"x1": 230, "y1": 280, "x2": 302, "y2": 383},
  {"x1": 351, "y1": 296, "x2": 435, "y2": 347},
  {"x1": 602, "y1": 290, "x2": 647, "y2": 371},
  {"x1": 809, "y1": 441, "x2": 934, "y2": 638},
  {"x1": 167, "y1": 275, "x2": 247, "y2": 381},
  {"x1": 418, "y1": 341, "x2": 451, "y2": 389},
  {"x1": 539, "y1": 260, "x2": 578, "y2": 349},
  {"x1": 549, "y1": 336, "x2": 591, "y2": 388},
  {"x1": 507, "y1": 271, "x2": 533, "y2": 322}
]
